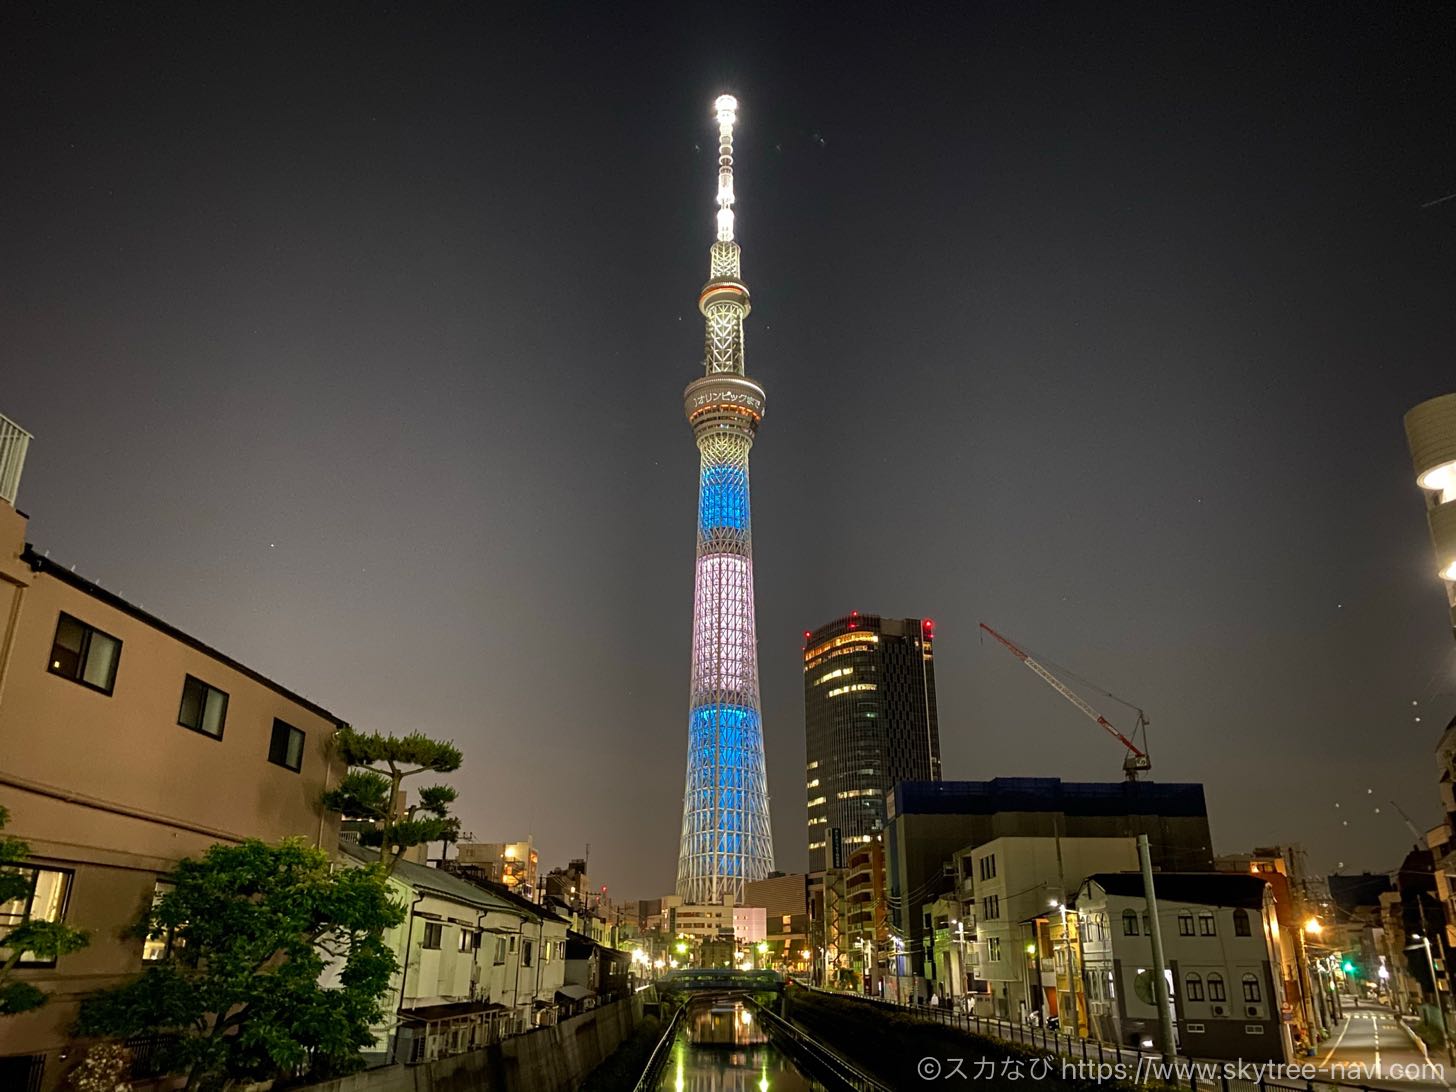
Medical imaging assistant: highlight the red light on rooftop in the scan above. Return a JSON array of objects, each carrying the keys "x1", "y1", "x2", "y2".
[
  {"x1": 924, "y1": 619, "x2": 934, "y2": 629},
  {"x1": 851, "y1": 610, "x2": 858, "y2": 616},
  {"x1": 804, "y1": 630, "x2": 811, "y2": 638}
]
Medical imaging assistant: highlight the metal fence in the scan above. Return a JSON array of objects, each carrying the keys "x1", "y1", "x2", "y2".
[
  {"x1": 631, "y1": 1001, "x2": 686, "y2": 1092},
  {"x1": 748, "y1": 996, "x2": 893, "y2": 1092},
  {"x1": 798, "y1": 987, "x2": 1403, "y2": 1092}
]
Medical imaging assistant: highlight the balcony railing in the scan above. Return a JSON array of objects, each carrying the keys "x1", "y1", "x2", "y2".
[{"x1": 0, "y1": 414, "x2": 30, "y2": 506}]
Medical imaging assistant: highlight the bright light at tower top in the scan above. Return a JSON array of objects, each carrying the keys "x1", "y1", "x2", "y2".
[{"x1": 714, "y1": 93, "x2": 738, "y2": 243}]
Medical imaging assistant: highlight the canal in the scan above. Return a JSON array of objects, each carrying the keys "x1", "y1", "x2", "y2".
[{"x1": 654, "y1": 998, "x2": 828, "y2": 1092}]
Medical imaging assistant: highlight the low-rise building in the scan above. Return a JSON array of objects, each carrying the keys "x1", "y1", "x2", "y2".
[
  {"x1": 1075, "y1": 872, "x2": 1291, "y2": 1063},
  {"x1": 949, "y1": 835, "x2": 1139, "y2": 1021},
  {"x1": 337, "y1": 841, "x2": 568, "y2": 1064},
  {"x1": 451, "y1": 837, "x2": 538, "y2": 898},
  {"x1": 885, "y1": 778, "x2": 1214, "y2": 1003},
  {"x1": 744, "y1": 872, "x2": 813, "y2": 976},
  {"x1": 662, "y1": 895, "x2": 736, "y2": 943},
  {"x1": 0, "y1": 420, "x2": 348, "y2": 1091},
  {"x1": 561, "y1": 931, "x2": 631, "y2": 1014}
]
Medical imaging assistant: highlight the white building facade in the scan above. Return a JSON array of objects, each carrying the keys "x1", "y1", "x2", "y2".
[
  {"x1": 338, "y1": 843, "x2": 568, "y2": 1064},
  {"x1": 1076, "y1": 872, "x2": 1292, "y2": 1063}
]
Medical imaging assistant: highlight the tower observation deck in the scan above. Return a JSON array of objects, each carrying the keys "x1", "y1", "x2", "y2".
[{"x1": 676, "y1": 95, "x2": 775, "y2": 904}]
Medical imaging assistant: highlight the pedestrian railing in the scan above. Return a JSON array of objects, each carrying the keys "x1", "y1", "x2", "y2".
[
  {"x1": 796, "y1": 986, "x2": 1396, "y2": 1092},
  {"x1": 748, "y1": 996, "x2": 894, "y2": 1092},
  {"x1": 631, "y1": 1002, "x2": 686, "y2": 1092}
]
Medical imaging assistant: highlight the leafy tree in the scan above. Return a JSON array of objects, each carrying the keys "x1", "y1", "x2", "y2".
[
  {"x1": 321, "y1": 728, "x2": 463, "y2": 874},
  {"x1": 0, "y1": 804, "x2": 89, "y2": 1015},
  {"x1": 75, "y1": 839, "x2": 402, "y2": 1092}
]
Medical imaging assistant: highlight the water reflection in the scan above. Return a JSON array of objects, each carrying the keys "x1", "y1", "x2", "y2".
[{"x1": 657, "y1": 1000, "x2": 827, "y2": 1092}]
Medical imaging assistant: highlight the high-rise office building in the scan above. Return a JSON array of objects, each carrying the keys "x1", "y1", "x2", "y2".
[
  {"x1": 675, "y1": 95, "x2": 775, "y2": 904},
  {"x1": 803, "y1": 613, "x2": 941, "y2": 870}
]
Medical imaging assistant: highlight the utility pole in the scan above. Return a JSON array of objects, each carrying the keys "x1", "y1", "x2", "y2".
[{"x1": 1138, "y1": 834, "x2": 1177, "y2": 1063}]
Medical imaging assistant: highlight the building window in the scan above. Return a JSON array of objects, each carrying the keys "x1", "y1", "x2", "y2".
[
  {"x1": 0, "y1": 866, "x2": 75, "y2": 965},
  {"x1": 1207, "y1": 972, "x2": 1226, "y2": 1002},
  {"x1": 987, "y1": 937, "x2": 1001, "y2": 962},
  {"x1": 1122, "y1": 909, "x2": 1139, "y2": 936},
  {"x1": 1242, "y1": 973, "x2": 1260, "y2": 1002},
  {"x1": 267, "y1": 719, "x2": 304, "y2": 772},
  {"x1": 177, "y1": 675, "x2": 228, "y2": 739},
  {"x1": 1232, "y1": 908, "x2": 1251, "y2": 936},
  {"x1": 982, "y1": 895, "x2": 1000, "y2": 920},
  {"x1": 979, "y1": 855, "x2": 997, "y2": 881},
  {"x1": 1198, "y1": 913, "x2": 1216, "y2": 936},
  {"x1": 422, "y1": 923, "x2": 444, "y2": 950},
  {"x1": 47, "y1": 613, "x2": 121, "y2": 695},
  {"x1": 1178, "y1": 911, "x2": 1194, "y2": 937},
  {"x1": 1185, "y1": 972, "x2": 1204, "y2": 1001},
  {"x1": 458, "y1": 929, "x2": 480, "y2": 953},
  {"x1": 494, "y1": 937, "x2": 507, "y2": 965},
  {"x1": 141, "y1": 881, "x2": 181, "y2": 962},
  {"x1": 522, "y1": 940, "x2": 534, "y2": 967}
]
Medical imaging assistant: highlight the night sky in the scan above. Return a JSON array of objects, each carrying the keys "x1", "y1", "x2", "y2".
[{"x1": 3, "y1": 3, "x2": 1455, "y2": 900}]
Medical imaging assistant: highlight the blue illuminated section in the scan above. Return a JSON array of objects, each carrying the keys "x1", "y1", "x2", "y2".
[
  {"x1": 686, "y1": 702, "x2": 759, "y2": 878},
  {"x1": 698, "y1": 462, "x2": 749, "y2": 535}
]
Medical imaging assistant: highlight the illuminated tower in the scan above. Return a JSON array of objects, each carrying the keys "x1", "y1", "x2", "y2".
[{"x1": 676, "y1": 95, "x2": 775, "y2": 903}]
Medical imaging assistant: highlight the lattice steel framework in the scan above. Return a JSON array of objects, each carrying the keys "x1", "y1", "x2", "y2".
[{"x1": 676, "y1": 95, "x2": 775, "y2": 904}]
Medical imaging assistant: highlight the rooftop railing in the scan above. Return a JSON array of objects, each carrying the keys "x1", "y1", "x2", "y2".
[{"x1": 0, "y1": 414, "x2": 31, "y2": 506}]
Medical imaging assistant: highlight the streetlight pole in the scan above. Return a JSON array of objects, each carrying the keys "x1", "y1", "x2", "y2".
[
  {"x1": 1057, "y1": 900, "x2": 1082, "y2": 1037},
  {"x1": 1138, "y1": 834, "x2": 1177, "y2": 1064},
  {"x1": 1413, "y1": 932, "x2": 1456, "y2": 1069},
  {"x1": 1300, "y1": 919, "x2": 1325, "y2": 1051}
]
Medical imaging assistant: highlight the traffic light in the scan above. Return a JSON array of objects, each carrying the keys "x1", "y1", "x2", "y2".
[{"x1": 1342, "y1": 960, "x2": 1356, "y2": 975}]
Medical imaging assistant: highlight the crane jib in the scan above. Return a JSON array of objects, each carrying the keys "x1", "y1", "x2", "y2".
[{"x1": 980, "y1": 620, "x2": 1151, "y2": 767}]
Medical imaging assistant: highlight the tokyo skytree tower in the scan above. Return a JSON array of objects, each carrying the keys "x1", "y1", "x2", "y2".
[{"x1": 675, "y1": 95, "x2": 775, "y2": 904}]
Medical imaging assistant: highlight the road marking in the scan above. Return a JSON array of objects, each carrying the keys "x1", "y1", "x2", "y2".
[
  {"x1": 1373, "y1": 1011, "x2": 1380, "y2": 1077},
  {"x1": 1319, "y1": 1013, "x2": 1352, "y2": 1068}
]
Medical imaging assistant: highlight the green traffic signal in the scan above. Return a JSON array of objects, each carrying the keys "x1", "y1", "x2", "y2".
[{"x1": 1342, "y1": 961, "x2": 1356, "y2": 975}]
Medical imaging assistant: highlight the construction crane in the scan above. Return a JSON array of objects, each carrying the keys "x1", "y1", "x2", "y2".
[{"x1": 979, "y1": 622, "x2": 1152, "y2": 780}]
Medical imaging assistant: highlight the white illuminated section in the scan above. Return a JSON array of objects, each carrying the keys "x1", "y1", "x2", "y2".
[
  {"x1": 692, "y1": 553, "x2": 755, "y2": 693},
  {"x1": 714, "y1": 94, "x2": 737, "y2": 242},
  {"x1": 1443, "y1": 560, "x2": 1456, "y2": 582}
]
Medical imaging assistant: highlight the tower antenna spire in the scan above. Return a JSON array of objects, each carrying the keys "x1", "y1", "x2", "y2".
[{"x1": 714, "y1": 94, "x2": 737, "y2": 243}]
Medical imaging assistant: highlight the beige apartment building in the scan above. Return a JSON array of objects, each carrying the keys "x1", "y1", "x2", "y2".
[{"x1": 0, "y1": 417, "x2": 348, "y2": 1090}]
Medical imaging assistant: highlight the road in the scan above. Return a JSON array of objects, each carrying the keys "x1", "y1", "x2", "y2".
[{"x1": 1316, "y1": 999, "x2": 1450, "y2": 1090}]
